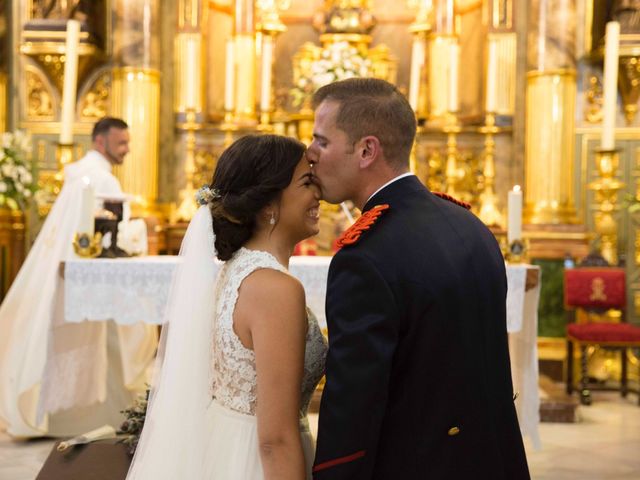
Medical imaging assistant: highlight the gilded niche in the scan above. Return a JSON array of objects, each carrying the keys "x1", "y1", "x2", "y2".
[
  {"x1": 26, "y1": 66, "x2": 55, "y2": 120},
  {"x1": 80, "y1": 72, "x2": 110, "y2": 120}
]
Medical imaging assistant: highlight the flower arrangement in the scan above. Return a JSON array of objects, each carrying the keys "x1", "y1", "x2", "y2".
[
  {"x1": 291, "y1": 41, "x2": 371, "y2": 108},
  {"x1": 0, "y1": 130, "x2": 37, "y2": 211},
  {"x1": 118, "y1": 389, "x2": 149, "y2": 455}
]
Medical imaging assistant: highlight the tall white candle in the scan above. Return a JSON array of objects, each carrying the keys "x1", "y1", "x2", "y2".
[
  {"x1": 508, "y1": 185, "x2": 523, "y2": 244},
  {"x1": 224, "y1": 39, "x2": 235, "y2": 112},
  {"x1": 601, "y1": 21, "x2": 620, "y2": 151},
  {"x1": 448, "y1": 43, "x2": 459, "y2": 112},
  {"x1": 260, "y1": 35, "x2": 273, "y2": 112},
  {"x1": 78, "y1": 177, "x2": 95, "y2": 236},
  {"x1": 408, "y1": 36, "x2": 426, "y2": 111},
  {"x1": 185, "y1": 37, "x2": 199, "y2": 110},
  {"x1": 60, "y1": 19, "x2": 81, "y2": 144},
  {"x1": 486, "y1": 40, "x2": 498, "y2": 112}
]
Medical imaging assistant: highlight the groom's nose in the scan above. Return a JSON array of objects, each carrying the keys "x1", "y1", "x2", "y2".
[{"x1": 306, "y1": 145, "x2": 318, "y2": 164}]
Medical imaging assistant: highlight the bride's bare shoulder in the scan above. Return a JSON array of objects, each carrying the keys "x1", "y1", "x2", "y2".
[{"x1": 238, "y1": 268, "x2": 305, "y2": 307}]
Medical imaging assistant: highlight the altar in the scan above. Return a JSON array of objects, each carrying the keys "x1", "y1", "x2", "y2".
[{"x1": 61, "y1": 256, "x2": 541, "y2": 447}]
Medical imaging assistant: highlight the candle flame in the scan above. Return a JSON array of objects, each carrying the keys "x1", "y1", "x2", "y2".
[
  {"x1": 82, "y1": 176, "x2": 91, "y2": 186},
  {"x1": 513, "y1": 185, "x2": 521, "y2": 193}
]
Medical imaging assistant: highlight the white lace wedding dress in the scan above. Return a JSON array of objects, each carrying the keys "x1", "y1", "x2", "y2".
[
  {"x1": 203, "y1": 247, "x2": 327, "y2": 478},
  {"x1": 127, "y1": 207, "x2": 327, "y2": 480}
]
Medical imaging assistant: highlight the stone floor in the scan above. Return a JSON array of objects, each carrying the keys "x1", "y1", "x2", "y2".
[{"x1": 1, "y1": 392, "x2": 639, "y2": 480}]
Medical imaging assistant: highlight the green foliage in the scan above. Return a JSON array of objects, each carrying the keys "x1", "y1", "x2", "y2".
[{"x1": 532, "y1": 259, "x2": 567, "y2": 338}]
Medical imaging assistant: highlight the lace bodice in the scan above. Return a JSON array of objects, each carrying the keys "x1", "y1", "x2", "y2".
[{"x1": 211, "y1": 247, "x2": 327, "y2": 416}]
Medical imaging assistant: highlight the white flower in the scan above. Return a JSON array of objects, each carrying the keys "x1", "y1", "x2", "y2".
[
  {"x1": 1, "y1": 133, "x2": 12, "y2": 149},
  {"x1": 21, "y1": 172, "x2": 32, "y2": 184},
  {"x1": 1, "y1": 164, "x2": 11, "y2": 177},
  {"x1": 23, "y1": 189, "x2": 31, "y2": 198},
  {"x1": 313, "y1": 72, "x2": 336, "y2": 88},
  {"x1": 0, "y1": 182, "x2": 6, "y2": 193}
]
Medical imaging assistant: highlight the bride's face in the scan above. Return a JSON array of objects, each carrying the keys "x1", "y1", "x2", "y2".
[{"x1": 276, "y1": 156, "x2": 321, "y2": 242}]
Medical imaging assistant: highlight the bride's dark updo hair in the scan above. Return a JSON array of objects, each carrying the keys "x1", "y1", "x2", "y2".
[{"x1": 208, "y1": 134, "x2": 306, "y2": 261}]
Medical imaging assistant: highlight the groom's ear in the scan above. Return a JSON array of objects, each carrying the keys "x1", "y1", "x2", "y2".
[{"x1": 357, "y1": 136, "x2": 381, "y2": 169}]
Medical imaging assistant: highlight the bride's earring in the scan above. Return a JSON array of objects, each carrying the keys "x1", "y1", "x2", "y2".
[{"x1": 269, "y1": 212, "x2": 276, "y2": 225}]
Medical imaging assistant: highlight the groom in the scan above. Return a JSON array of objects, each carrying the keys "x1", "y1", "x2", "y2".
[{"x1": 307, "y1": 78, "x2": 530, "y2": 479}]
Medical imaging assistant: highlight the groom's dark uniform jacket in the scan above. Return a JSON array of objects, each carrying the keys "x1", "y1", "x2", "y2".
[{"x1": 313, "y1": 176, "x2": 530, "y2": 479}]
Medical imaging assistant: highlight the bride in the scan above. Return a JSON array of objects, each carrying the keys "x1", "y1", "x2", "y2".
[{"x1": 127, "y1": 134, "x2": 327, "y2": 479}]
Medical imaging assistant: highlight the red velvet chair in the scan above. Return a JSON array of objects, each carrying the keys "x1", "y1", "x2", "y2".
[{"x1": 564, "y1": 267, "x2": 640, "y2": 405}]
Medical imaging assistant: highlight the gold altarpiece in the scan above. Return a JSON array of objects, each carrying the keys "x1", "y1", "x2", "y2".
[{"x1": 4, "y1": 0, "x2": 640, "y2": 388}]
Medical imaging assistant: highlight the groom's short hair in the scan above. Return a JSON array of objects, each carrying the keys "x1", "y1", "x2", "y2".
[{"x1": 312, "y1": 78, "x2": 416, "y2": 170}]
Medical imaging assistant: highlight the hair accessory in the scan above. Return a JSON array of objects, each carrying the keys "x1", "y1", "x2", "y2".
[
  {"x1": 195, "y1": 186, "x2": 221, "y2": 206},
  {"x1": 269, "y1": 212, "x2": 276, "y2": 225}
]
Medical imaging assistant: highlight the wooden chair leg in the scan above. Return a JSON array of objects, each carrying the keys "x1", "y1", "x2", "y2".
[
  {"x1": 566, "y1": 339, "x2": 574, "y2": 395},
  {"x1": 621, "y1": 347, "x2": 628, "y2": 398},
  {"x1": 580, "y1": 344, "x2": 591, "y2": 406}
]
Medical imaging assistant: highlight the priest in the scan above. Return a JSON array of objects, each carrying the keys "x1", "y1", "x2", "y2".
[{"x1": 0, "y1": 117, "x2": 158, "y2": 438}]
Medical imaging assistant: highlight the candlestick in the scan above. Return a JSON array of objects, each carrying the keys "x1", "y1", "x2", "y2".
[
  {"x1": 447, "y1": 43, "x2": 459, "y2": 112},
  {"x1": 486, "y1": 40, "x2": 498, "y2": 112},
  {"x1": 508, "y1": 185, "x2": 522, "y2": 244},
  {"x1": 409, "y1": 36, "x2": 426, "y2": 111},
  {"x1": 185, "y1": 37, "x2": 199, "y2": 110},
  {"x1": 260, "y1": 35, "x2": 274, "y2": 113},
  {"x1": 601, "y1": 21, "x2": 620, "y2": 151},
  {"x1": 224, "y1": 38, "x2": 235, "y2": 113},
  {"x1": 60, "y1": 19, "x2": 80, "y2": 145},
  {"x1": 78, "y1": 177, "x2": 95, "y2": 236}
]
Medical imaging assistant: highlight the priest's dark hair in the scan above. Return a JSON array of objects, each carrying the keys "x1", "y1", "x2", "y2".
[
  {"x1": 209, "y1": 134, "x2": 306, "y2": 261},
  {"x1": 92, "y1": 117, "x2": 129, "y2": 141}
]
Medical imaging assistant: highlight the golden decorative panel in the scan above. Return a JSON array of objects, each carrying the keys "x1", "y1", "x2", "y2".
[
  {"x1": 25, "y1": 66, "x2": 56, "y2": 120},
  {"x1": 80, "y1": 72, "x2": 111, "y2": 120},
  {"x1": 194, "y1": 148, "x2": 220, "y2": 190}
]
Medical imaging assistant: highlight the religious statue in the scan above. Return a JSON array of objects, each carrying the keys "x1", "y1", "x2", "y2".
[
  {"x1": 613, "y1": 0, "x2": 640, "y2": 31},
  {"x1": 312, "y1": 0, "x2": 376, "y2": 34}
]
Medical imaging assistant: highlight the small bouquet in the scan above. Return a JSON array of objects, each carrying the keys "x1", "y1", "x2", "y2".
[
  {"x1": 118, "y1": 389, "x2": 150, "y2": 455},
  {"x1": 0, "y1": 130, "x2": 38, "y2": 211},
  {"x1": 291, "y1": 41, "x2": 371, "y2": 107}
]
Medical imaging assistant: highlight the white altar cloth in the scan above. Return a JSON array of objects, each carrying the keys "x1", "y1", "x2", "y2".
[{"x1": 63, "y1": 257, "x2": 540, "y2": 446}]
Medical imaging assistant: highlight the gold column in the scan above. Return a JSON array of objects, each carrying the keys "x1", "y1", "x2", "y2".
[
  {"x1": 233, "y1": 0, "x2": 257, "y2": 124},
  {"x1": 524, "y1": 0, "x2": 578, "y2": 224},
  {"x1": 111, "y1": 68, "x2": 160, "y2": 206},
  {"x1": 111, "y1": 0, "x2": 161, "y2": 211}
]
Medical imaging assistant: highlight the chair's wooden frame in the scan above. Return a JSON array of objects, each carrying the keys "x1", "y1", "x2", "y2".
[{"x1": 565, "y1": 275, "x2": 640, "y2": 406}]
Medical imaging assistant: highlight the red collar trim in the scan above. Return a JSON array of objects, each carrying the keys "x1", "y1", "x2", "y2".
[{"x1": 336, "y1": 204, "x2": 390, "y2": 248}]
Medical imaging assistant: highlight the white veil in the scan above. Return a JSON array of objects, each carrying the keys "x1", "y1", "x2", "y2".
[{"x1": 126, "y1": 205, "x2": 218, "y2": 479}]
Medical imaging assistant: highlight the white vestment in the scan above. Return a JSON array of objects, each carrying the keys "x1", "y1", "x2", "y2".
[{"x1": 0, "y1": 150, "x2": 157, "y2": 438}]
